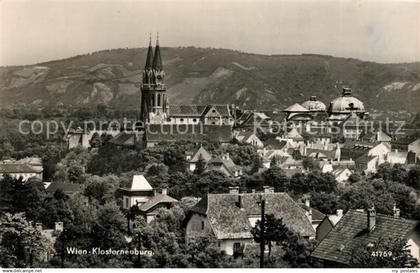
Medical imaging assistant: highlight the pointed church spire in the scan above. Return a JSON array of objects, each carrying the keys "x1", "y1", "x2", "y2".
[
  {"x1": 144, "y1": 33, "x2": 154, "y2": 70},
  {"x1": 152, "y1": 32, "x2": 163, "y2": 70}
]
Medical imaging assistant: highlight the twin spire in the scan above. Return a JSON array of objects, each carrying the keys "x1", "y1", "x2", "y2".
[{"x1": 145, "y1": 33, "x2": 162, "y2": 71}]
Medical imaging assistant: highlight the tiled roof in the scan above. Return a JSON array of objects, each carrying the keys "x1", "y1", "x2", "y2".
[
  {"x1": 146, "y1": 124, "x2": 232, "y2": 143},
  {"x1": 0, "y1": 163, "x2": 40, "y2": 174},
  {"x1": 46, "y1": 182, "x2": 83, "y2": 193},
  {"x1": 311, "y1": 210, "x2": 418, "y2": 265},
  {"x1": 189, "y1": 146, "x2": 212, "y2": 163},
  {"x1": 109, "y1": 132, "x2": 141, "y2": 146},
  {"x1": 299, "y1": 204, "x2": 326, "y2": 222},
  {"x1": 139, "y1": 194, "x2": 178, "y2": 212},
  {"x1": 189, "y1": 192, "x2": 315, "y2": 240}
]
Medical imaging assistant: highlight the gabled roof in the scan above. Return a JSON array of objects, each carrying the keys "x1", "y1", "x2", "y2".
[
  {"x1": 127, "y1": 175, "x2": 153, "y2": 191},
  {"x1": 46, "y1": 182, "x2": 83, "y2": 193},
  {"x1": 109, "y1": 132, "x2": 140, "y2": 146},
  {"x1": 284, "y1": 103, "x2": 309, "y2": 112},
  {"x1": 169, "y1": 105, "x2": 207, "y2": 117},
  {"x1": 188, "y1": 192, "x2": 315, "y2": 240},
  {"x1": 189, "y1": 146, "x2": 212, "y2": 163},
  {"x1": 139, "y1": 194, "x2": 178, "y2": 212},
  {"x1": 311, "y1": 210, "x2": 418, "y2": 265}
]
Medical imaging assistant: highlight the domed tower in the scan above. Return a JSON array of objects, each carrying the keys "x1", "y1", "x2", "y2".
[
  {"x1": 301, "y1": 96, "x2": 326, "y2": 112},
  {"x1": 140, "y1": 34, "x2": 169, "y2": 124},
  {"x1": 328, "y1": 87, "x2": 365, "y2": 120}
]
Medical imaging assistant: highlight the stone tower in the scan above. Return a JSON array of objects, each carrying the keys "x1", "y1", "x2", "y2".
[{"x1": 140, "y1": 34, "x2": 168, "y2": 124}]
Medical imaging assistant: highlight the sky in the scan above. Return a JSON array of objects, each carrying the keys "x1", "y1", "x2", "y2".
[{"x1": 0, "y1": 0, "x2": 419, "y2": 66}]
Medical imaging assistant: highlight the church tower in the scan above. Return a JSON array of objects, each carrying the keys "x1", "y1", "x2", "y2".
[{"x1": 140, "y1": 34, "x2": 168, "y2": 124}]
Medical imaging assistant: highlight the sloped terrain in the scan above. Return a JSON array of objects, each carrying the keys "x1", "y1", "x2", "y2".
[{"x1": 0, "y1": 47, "x2": 419, "y2": 115}]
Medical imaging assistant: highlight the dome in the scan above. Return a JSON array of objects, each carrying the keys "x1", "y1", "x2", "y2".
[
  {"x1": 328, "y1": 88, "x2": 365, "y2": 114},
  {"x1": 301, "y1": 96, "x2": 326, "y2": 112}
]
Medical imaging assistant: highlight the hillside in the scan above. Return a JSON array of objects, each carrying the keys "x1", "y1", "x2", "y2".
[{"x1": 1, "y1": 47, "x2": 419, "y2": 116}]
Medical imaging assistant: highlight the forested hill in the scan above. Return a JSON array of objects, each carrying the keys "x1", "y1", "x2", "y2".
[{"x1": 0, "y1": 47, "x2": 419, "y2": 115}]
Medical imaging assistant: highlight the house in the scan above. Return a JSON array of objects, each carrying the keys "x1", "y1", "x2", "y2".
[
  {"x1": 331, "y1": 167, "x2": 353, "y2": 183},
  {"x1": 185, "y1": 187, "x2": 315, "y2": 255},
  {"x1": 168, "y1": 104, "x2": 234, "y2": 126},
  {"x1": 385, "y1": 149, "x2": 408, "y2": 165},
  {"x1": 234, "y1": 131, "x2": 264, "y2": 148},
  {"x1": 109, "y1": 132, "x2": 143, "y2": 148},
  {"x1": 186, "y1": 146, "x2": 212, "y2": 172},
  {"x1": 119, "y1": 175, "x2": 178, "y2": 223},
  {"x1": 316, "y1": 209, "x2": 344, "y2": 242},
  {"x1": 145, "y1": 124, "x2": 232, "y2": 147},
  {"x1": 138, "y1": 188, "x2": 178, "y2": 223},
  {"x1": 46, "y1": 182, "x2": 83, "y2": 196},
  {"x1": 0, "y1": 162, "x2": 43, "y2": 181},
  {"x1": 311, "y1": 207, "x2": 420, "y2": 267},
  {"x1": 206, "y1": 153, "x2": 243, "y2": 178},
  {"x1": 120, "y1": 175, "x2": 155, "y2": 209},
  {"x1": 280, "y1": 127, "x2": 304, "y2": 143},
  {"x1": 408, "y1": 139, "x2": 420, "y2": 163}
]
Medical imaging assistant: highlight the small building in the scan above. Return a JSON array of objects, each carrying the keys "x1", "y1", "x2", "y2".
[
  {"x1": 385, "y1": 149, "x2": 408, "y2": 165},
  {"x1": 0, "y1": 162, "x2": 43, "y2": 181},
  {"x1": 331, "y1": 167, "x2": 353, "y2": 183},
  {"x1": 311, "y1": 207, "x2": 420, "y2": 267},
  {"x1": 186, "y1": 146, "x2": 212, "y2": 172},
  {"x1": 120, "y1": 175, "x2": 178, "y2": 223},
  {"x1": 185, "y1": 188, "x2": 315, "y2": 256},
  {"x1": 233, "y1": 131, "x2": 264, "y2": 148},
  {"x1": 138, "y1": 188, "x2": 178, "y2": 223},
  {"x1": 120, "y1": 175, "x2": 155, "y2": 209},
  {"x1": 46, "y1": 182, "x2": 83, "y2": 196},
  {"x1": 206, "y1": 153, "x2": 243, "y2": 178}
]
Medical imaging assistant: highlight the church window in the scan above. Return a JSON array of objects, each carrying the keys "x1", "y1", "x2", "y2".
[
  {"x1": 157, "y1": 94, "x2": 161, "y2": 107},
  {"x1": 193, "y1": 118, "x2": 197, "y2": 122},
  {"x1": 180, "y1": 118, "x2": 184, "y2": 122}
]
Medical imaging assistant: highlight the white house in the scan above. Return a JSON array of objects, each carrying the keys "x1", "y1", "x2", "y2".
[{"x1": 234, "y1": 131, "x2": 264, "y2": 148}]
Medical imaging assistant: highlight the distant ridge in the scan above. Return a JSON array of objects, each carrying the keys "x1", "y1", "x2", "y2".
[{"x1": 0, "y1": 47, "x2": 419, "y2": 115}]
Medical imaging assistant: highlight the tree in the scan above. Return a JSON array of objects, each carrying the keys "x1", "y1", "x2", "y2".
[
  {"x1": 194, "y1": 154, "x2": 206, "y2": 175},
  {"x1": 350, "y1": 237, "x2": 418, "y2": 268},
  {"x1": 262, "y1": 166, "x2": 289, "y2": 191},
  {"x1": 0, "y1": 213, "x2": 52, "y2": 268},
  {"x1": 281, "y1": 231, "x2": 316, "y2": 267},
  {"x1": 251, "y1": 214, "x2": 288, "y2": 257}
]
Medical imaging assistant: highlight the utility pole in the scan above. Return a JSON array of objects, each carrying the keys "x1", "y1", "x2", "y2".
[{"x1": 259, "y1": 194, "x2": 266, "y2": 268}]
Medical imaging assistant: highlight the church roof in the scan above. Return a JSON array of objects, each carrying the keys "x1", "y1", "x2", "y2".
[
  {"x1": 145, "y1": 36, "x2": 154, "y2": 70},
  {"x1": 152, "y1": 37, "x2": 163, "y2": 70}
]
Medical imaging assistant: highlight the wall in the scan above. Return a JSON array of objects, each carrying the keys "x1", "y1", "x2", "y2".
[
  {"x1": 219, "y1": 238, "x2": 252, "y2": 256},
  {"x1": 185, "y1": 213, "x2": 213, "y2": 242},
  {"x1": 407, "y1": 228, "x2": 420, "y2": 261}
]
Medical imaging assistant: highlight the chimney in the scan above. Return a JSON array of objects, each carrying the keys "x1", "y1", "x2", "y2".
[
  {"x1": 162, "y1": 188, "x2": 167, "y2": 195},
  {"x1": 393, "y1": 203, "x2": 400, "y2": 218},
  {"x1": 367, "y1": 207, "x2": 376, "y2": 232},
  {"x1": 55, "y1": 222, "x2": 64, "y2": 232},
  {"x1": 251, "y1": 189, "x2": 256, "y2": 193},
  {"x1": 336, "y1": 209, "x2": 343, "y2": 217},
  {"x1": 229, "y1": 186, "x2": 239, "y2": 194},
  {"x1": 224, "y1": 153, "x2": 230, "y2": 160},
  {"x1": 235, "y1": 195, "x2": 243, "y2": 209},
  {"x1": 305, "y1": 199, "x2": 310, "y2": 208}
]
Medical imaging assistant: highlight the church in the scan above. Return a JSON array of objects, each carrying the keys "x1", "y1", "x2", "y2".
[
  {"x1": 139, "y1": 35, "x2": 234, "y2": 147},
  {"x1": 140, "y1": 35, "x2": 234, "y2": 127}
]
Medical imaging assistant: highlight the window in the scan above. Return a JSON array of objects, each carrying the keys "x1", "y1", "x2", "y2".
[
  {"x1": 125, "y1": 197, "x2": 129, "y2": 208},
  {"x1": 193, "y1": 118, "x2": 197, "y2": 122},
  {"x1": 157, "y1": 94, "x2": 161, "y2": 107},
  {"x1": 180, "y1": 118, "x2": 184, "y2": 122},
  {"x1": 201, "y1": 221, "x2": 205, "y2": 230}
]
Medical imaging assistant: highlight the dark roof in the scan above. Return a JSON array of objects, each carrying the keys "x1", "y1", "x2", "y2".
[
  {"x1": 0, "y1": 163, "x2": 40, "y2": 173},
  {"x1": 169, "y1": 105, "x2": 230, "y2": 117},
  {"x1": 188, "y1": 146, "x2": 212, "y2": 163},
  {"x1": 264, "y1": 139, "x2": 287, "y2": 149},
  {"x1": 46, "y1": 182, "x2": 83, "y2": 193},
  {"x1": 109, "y1": 132, "x2": 142, "y2": 146},
  {"x1": 311, "y1": 210, "x2": 418, "y2": 265},
  {"x1": 146, "y1": 124, "x2": 232, "y2": 144},
  {"x1": 152, "y1": 40, "x2": 162, "y2": 70},
  {"x1": 306, "y1": 148, "x2": 337, "y2": 160},
  {"x1": 299, "y1": 204, "x2": 326, "y2": 222},
  {"x1": 145, "y1": 38, "x2": 154, "y2": 70},
  {"x1": 188, "y1": 192, "x2": 315, "y2": 240},
  {"x1": 139, "y1": 194, "x2": 178, "y2": 212}
]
